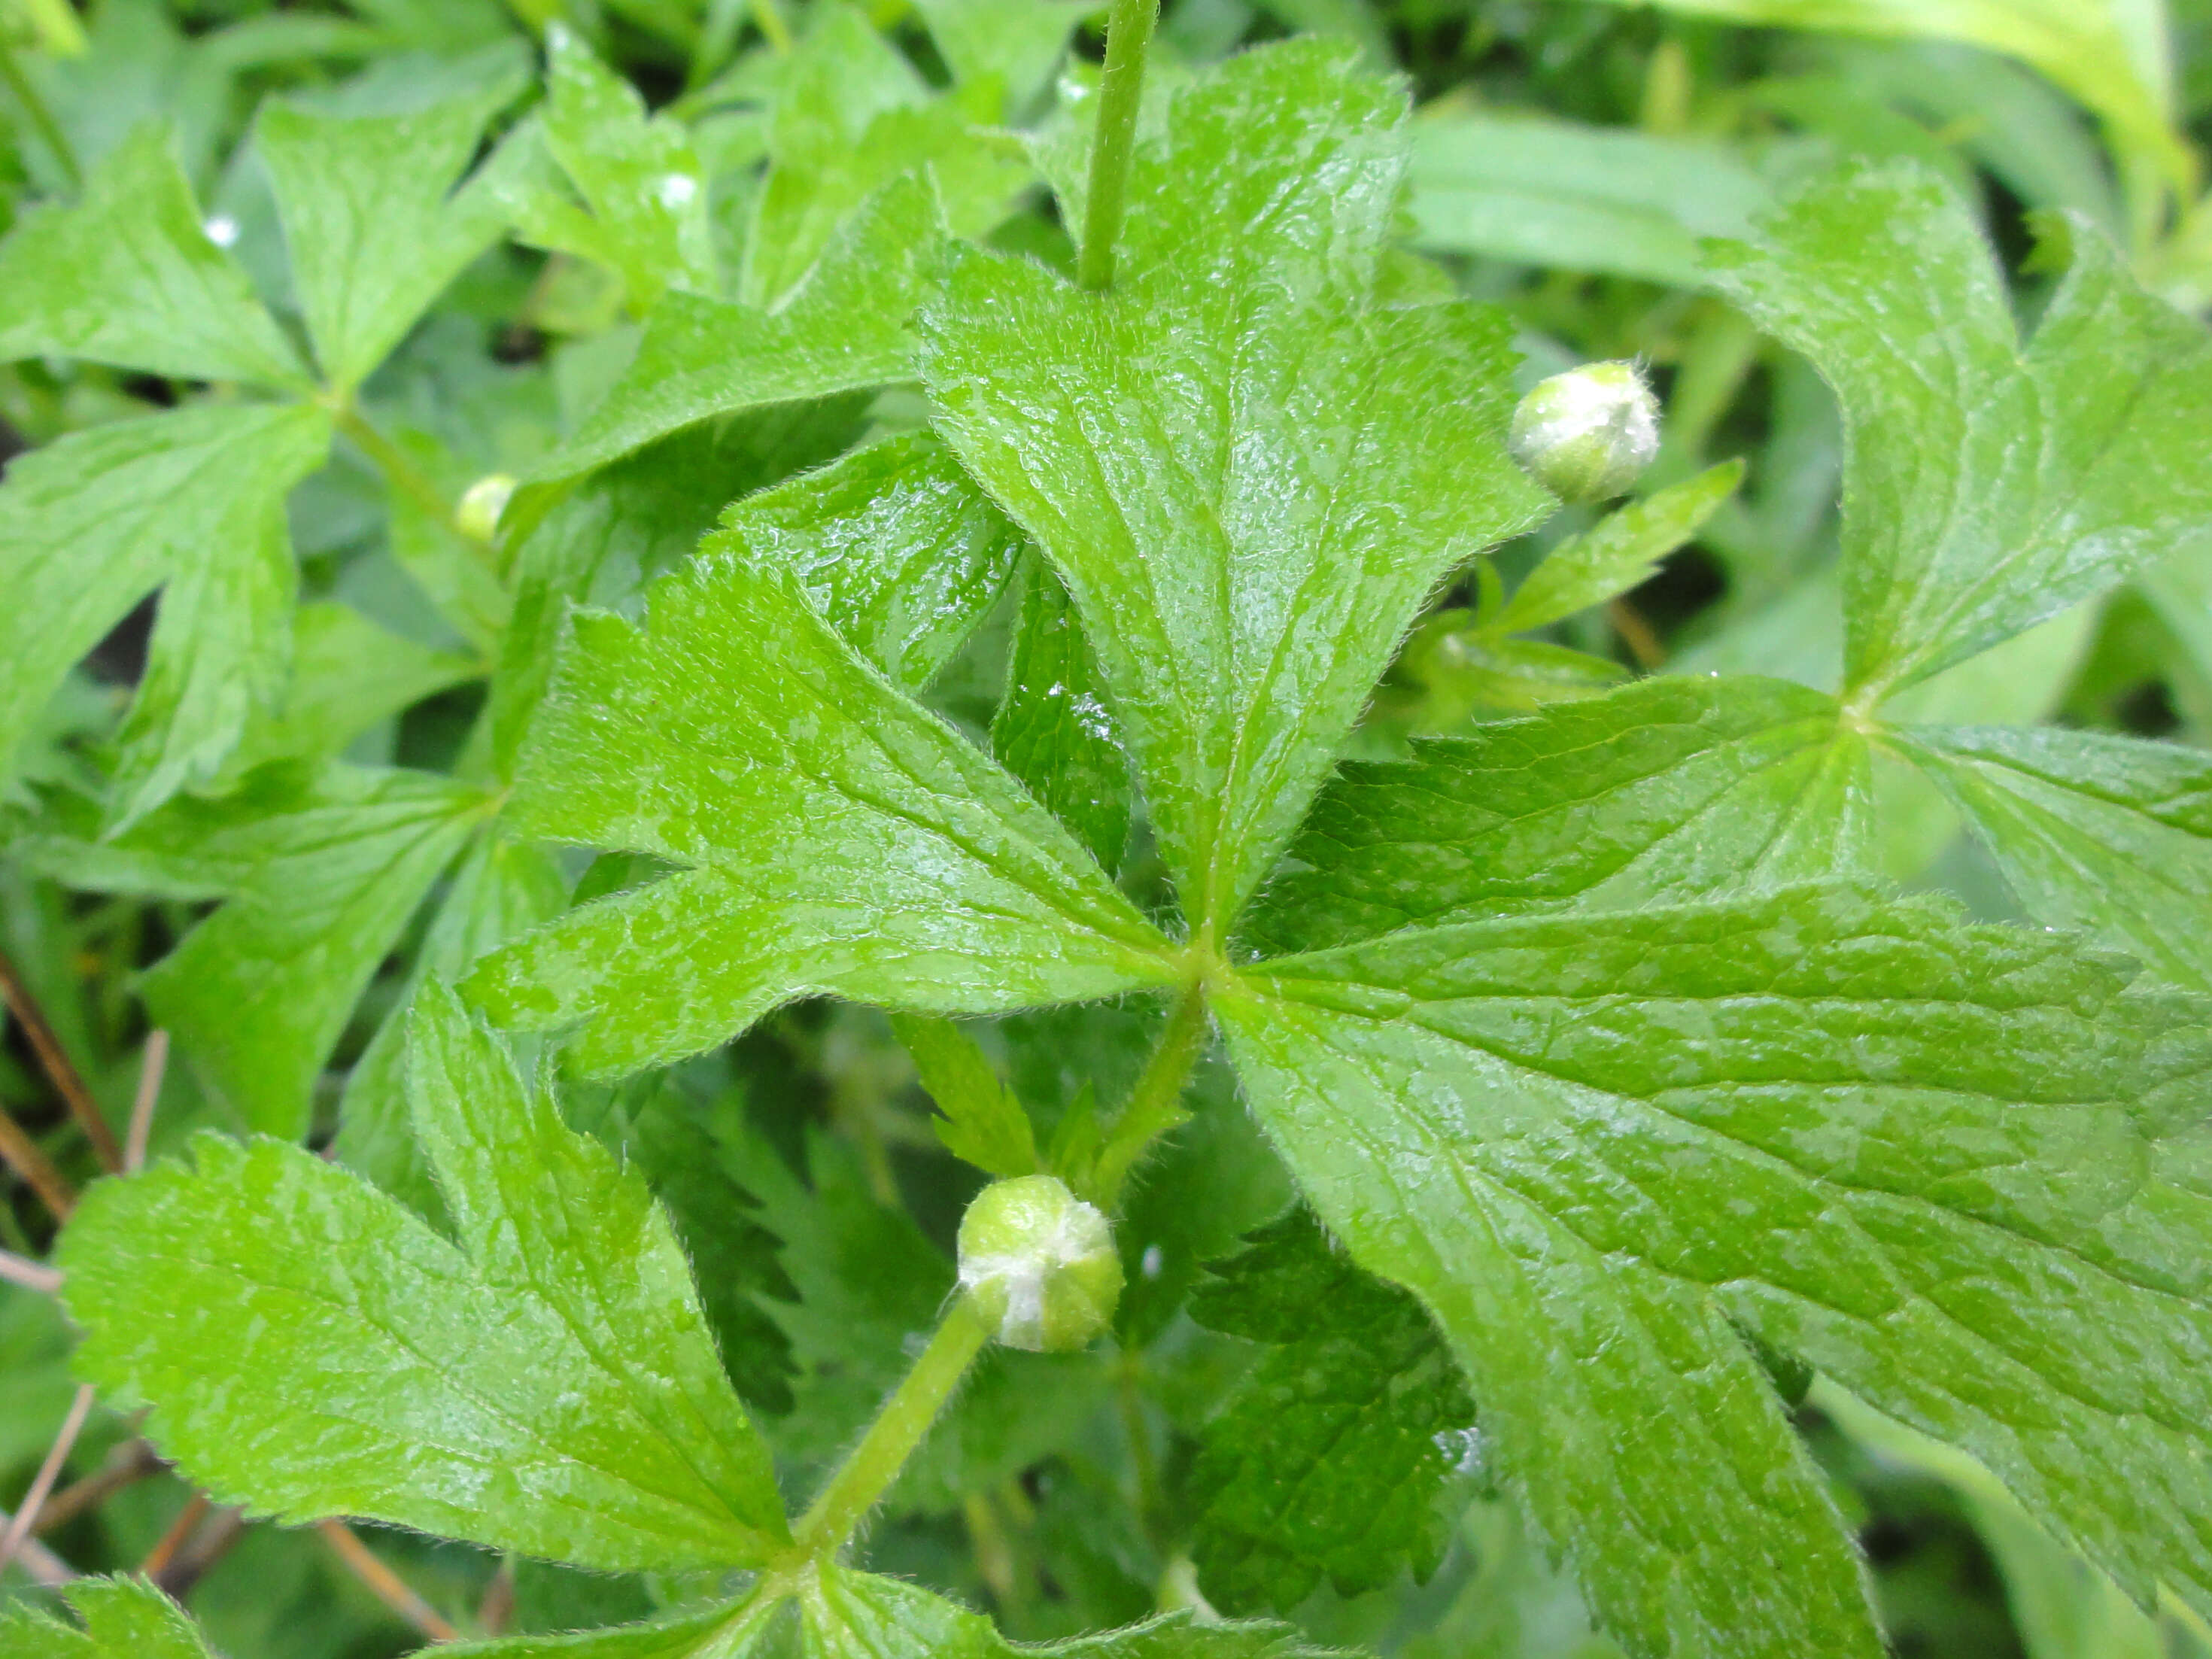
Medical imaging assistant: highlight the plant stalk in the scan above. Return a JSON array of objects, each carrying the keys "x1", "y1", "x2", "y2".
[
  {"x1": 0, "y1": 946, "x2": 123, "y2": 1173},
  {"x1": 1075, "y1": 0, "x2": 1162, "y2": 291},
  {"x1": 1089, "y1": 984, "x2": 1209, "y2": 1208},
  {"x1": 792, "y1": 1296, "x2": 992, "y2": 1558},
  {"x1": 0, "y1": 37, "x2": 81, "y2": 192}
]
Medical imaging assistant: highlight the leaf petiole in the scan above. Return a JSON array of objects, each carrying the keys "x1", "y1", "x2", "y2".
[
  {"x1": 788, "y1": 1295, "x2": 993, "y2": 1560},
  {"x1": 1088, "y1": 983, "x2": 1210, "y2": 1208},
  {"x1": 0, "y1": 35, "x2": 81, "y2": 193},
  {"x1": 1075, "y1": 0, "x2": 1161, "y2": 291}
]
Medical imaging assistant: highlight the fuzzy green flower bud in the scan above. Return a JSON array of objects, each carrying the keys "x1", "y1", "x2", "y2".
[
  {"x1": 454, "y1": 472, "x2": 517, "y2": 544},
  {"x1": 1508, "y1": 361, "x2": 1661, "y2": 503},
  {"x1": 956, "y1": 1174, "x2": 1123, "y2": 1353}
]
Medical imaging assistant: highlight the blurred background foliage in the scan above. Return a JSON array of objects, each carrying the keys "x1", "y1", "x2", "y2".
[{"x1": 3, "y1": 0, "x2": 2211, "y2": 1654}]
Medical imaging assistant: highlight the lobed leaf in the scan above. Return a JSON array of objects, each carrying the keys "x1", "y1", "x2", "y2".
[
  {"x1": 1706, "y1": 166, "x2": 2212, "y2": 697},
  {"x1": 464, "y1": 548, "x2": 1177, "y2": 1075},
  {"x1": 257, "y1": 74, "x2": 526, "y2": 392},
  {"x1": 0, "y1": 122, "x2": 306, "y2": 386},
  {"x1": 0, "y1": 402, "x2": 330, "y2": 816},
  {"x1": 536, "y1": 175, "x2": 941, "y2": 484},
  {"x1": 892, "y1": 1012, "x2": 1041, "y2": 1178},
  {"x1": 924, "y1": 41, "x2": 1548, "y2": 939},
  {"x1": 1239, "y1": 673, "x2": 1870, "y2": 956},
  {"x1": 1491, "y1": 460, "x2": 1743, "y2": 637},
  {"x1": 59, "y1": 983, "x2": 789, "y2": 1570},
  {"x1": 1892, "y1": 722, "x2": 2212, "y2": 993},
  {"x1": 1218, "y1": 885, "x2": 2212, "y2": 1654}
]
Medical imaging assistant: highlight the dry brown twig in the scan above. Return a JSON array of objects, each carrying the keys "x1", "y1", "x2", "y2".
[
  {"x1": 0, "y1": 1382, "x2": 96, "y2": 1576},
  {"x1": 318, "y1": 1520, "x2": 457, "y2": 1642},
  {"x1": 124, "y1": 1029, "x2": 169, "y2": 1173},
  {"x1": 0, "y1": 1247, "x2": 60, "y2": 1293},
  {"x1": 0, "y1": 946, "x2": 123, "y2": 1173}
]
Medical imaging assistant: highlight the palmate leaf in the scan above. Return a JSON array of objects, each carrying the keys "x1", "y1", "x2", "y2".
[
  {"x1": 0, "y1": 121, "x2": 306, "y2": 387},
  {"x1": 256, "y1": 72, "x2": 526, "y2": 393},
  {"x1": 59, "y1": 982, "x2": 789, "y2": 1571},
  {"x1": 16, "y1": 763, "x2": 487, "y2": 1139},
  {"x1": 2, "y1": 1576, "x2": 222, "y2": 1659},
  {"x1": 463, "y1": 546, "x2": 1178, "y2": 1076},
  {"x1": 1239, "y1": 673, "x2": 1870, "y2": 956},
  {"x1": 922, "y1": 39, "x2": 1548, "y2": 939},
  {"x1": 740, "y1": 5, "x2": 1029, "y2": 311},
  {"x1": 1705, "y1": 165, "x2": 2212, "y2": 699},
  {"x1": 1891, "y1": 722, "x2": 2212, "y2": 993},
  {"x1": 1215, "y1": 886, "x2": 2212, "y2": 1656},
  {"x1": 509, "y1": 25, "x2": 716, "y2": 310},
  {"x1": 992, "y1": 561, "x2": 1135, "y2": 873},
  {"x1": 0, "y1": 402, "x2": 331, "y2": 819},
  {"x1": 431, "y1": 1563, "x2": 1328, "y2": 1657},
  {"x1": 1187, "y1": 1209, "x2": 1475, "y2": 1613},
  {"x1": 536, "y1": 173, "x2": 941, "y2": 484}
]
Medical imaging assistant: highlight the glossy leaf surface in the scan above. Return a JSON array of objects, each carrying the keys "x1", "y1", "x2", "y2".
[
  {"x1": 0, "y1": 122, "x2": 305, "y2": 386},
  {"x1": 1707, "y1": 167, "x2": 2212, "y2": 696},
  {"x1": 465, "y1": 549, "x2": 1177, "y2": 1074},
  {"x1": 1218, "y1": 886, "x2": 2212, "y2": 1652},
  {"x1": 60, "y1": 983, "x2": 789, "y2": 1570},
  {"x1": 924, "y1": 41, "x2": 1548, "y2": 937}
]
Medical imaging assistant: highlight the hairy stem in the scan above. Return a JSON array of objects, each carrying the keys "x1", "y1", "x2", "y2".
[
  {"x1": 792, "y1": 1296, "x2": 992, "y2": 1559},
  {"x1": 1076, "y1": 0, "x2": 1161, "y2": 291},
  {"x1": 330, "y1": 403, "x2": 500, "y2": 565},
  {"x1": 1090, "y1": 984, "x2": 1210, "y2": 1208}
]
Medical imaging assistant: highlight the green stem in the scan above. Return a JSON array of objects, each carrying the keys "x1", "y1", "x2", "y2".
[
  {"x1": 0, "y1": 38, "x2": 81, "y2": 193},
  {"x1": 1089, "y1": 984, "x2": 1209, "y2": 1208},
  {"x1": 330, "y1": 404, "x2": 503, "y2": 578},
  {"x1": 791, "y1": 1296, "x2": 992, "y2": 1558},
  {"x1": 749, "y1": 0, "x2": 794, "y2": 55},
  {"x1": 1075, "y1": 0, "x2": 1161, "y2": 291}
]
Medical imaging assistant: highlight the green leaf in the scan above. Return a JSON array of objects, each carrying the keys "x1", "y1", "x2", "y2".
[
  {"x1": 436, "y1": 1567, "x2": 1325, "y2": 1657},
  {"x1": 257, "y1": 74, "x2": 524, "y2": 392},
  {"x1": 0, "y1": 1577, "x2": 223, "y2": 1659},
  {"x1": 1384, "y1": 614, "x2": 1627, "y2": 725},
  {"x1": 0, "y1": 122, "x2": 306, "y2": 386},
  {"x1": 739, "y1": 5, "x2": 1027, "y2": 310},
  {"x1": 891, "y1": 1013, "x2": 1040, "y2": 1178},
  {"x1": 561, "y1": 1076, "x2": 797, "y2": 1415},
  {"x1": 913, "y1": 0, "x2": 1088, "y2": 114},
  {"x1": 506, "y1": 25, "x2": 716, "y2": 309},
  {"x1": 464, "y1": 548, "x2": 1176, "y2": 1076},
  {"x1": 1491, "y1": 460, "x2": 1743, "y2": 636},
  {"x1": 1583, "y1": 0, "x2": 2186, "y2": 191},
  {"x1": 923, "y1": 41, "x2": 1548, "y2": 938},
  {"x1": 105, "y1": 406, "x2": 337, "y2": 826},
  {"x1": 1239, "y1": 673, "x2": 1869, "y2": 957},
  {"x1": 1706, "y1": 166, "x2": 2212, "y2": 698},
  {"x1": 1891, "y1": 722, "x2": 2212, "y2": 993},
  {"x1": 123, "y1": 764, "x2": 485, "y2": 1138},
  {"x1": 535, "y1": 174, "x2": 940, "y2": 484},
  {"x1": 1216, "y1": 886, "x2": 2212, "y2": 1654},
  {"x1": 991, "y1": 560, "x2": 1135, "y2": 873},
  {"x1": 59, "y1": 981, "x2": 790, "y2": 1570},
  {"x1": 0, "y1": 403, "x2": 330, "y2": 810},
  {"x1": 489, "y1": 403, "x2": 871, "y2": 779},
  {"x1": 712, "y1": 432, "x2": 1023, "y2": 689},
  {"x1": 217, "y1": 601, "x2": 480, "y2": 782},
  {"x1": 1187, "y1": 1208, "x2": 1475, "y2": 1613},
  {"x1": 1408, "y1": 114, "x2": 1773, "y2": 289},
  {"x1": 334, "y1": 827, "x2": 570, "y2": 1220}
]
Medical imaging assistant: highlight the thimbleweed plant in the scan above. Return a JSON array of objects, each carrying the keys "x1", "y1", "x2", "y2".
[{"x1": 2, "y1": 5, "x2": 2212, "y2": 1659}]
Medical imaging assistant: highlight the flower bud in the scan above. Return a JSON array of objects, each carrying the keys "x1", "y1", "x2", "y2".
[
  {"x1": 956, "y1": 1174, "x2": 1122, "y2": 1353},
  {"x1": 454, "y1": 472, "x2": 517, "y2": 544},
  {"x1": 1508, "y1": 361, "x2": 1660, "y2": 503}
]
